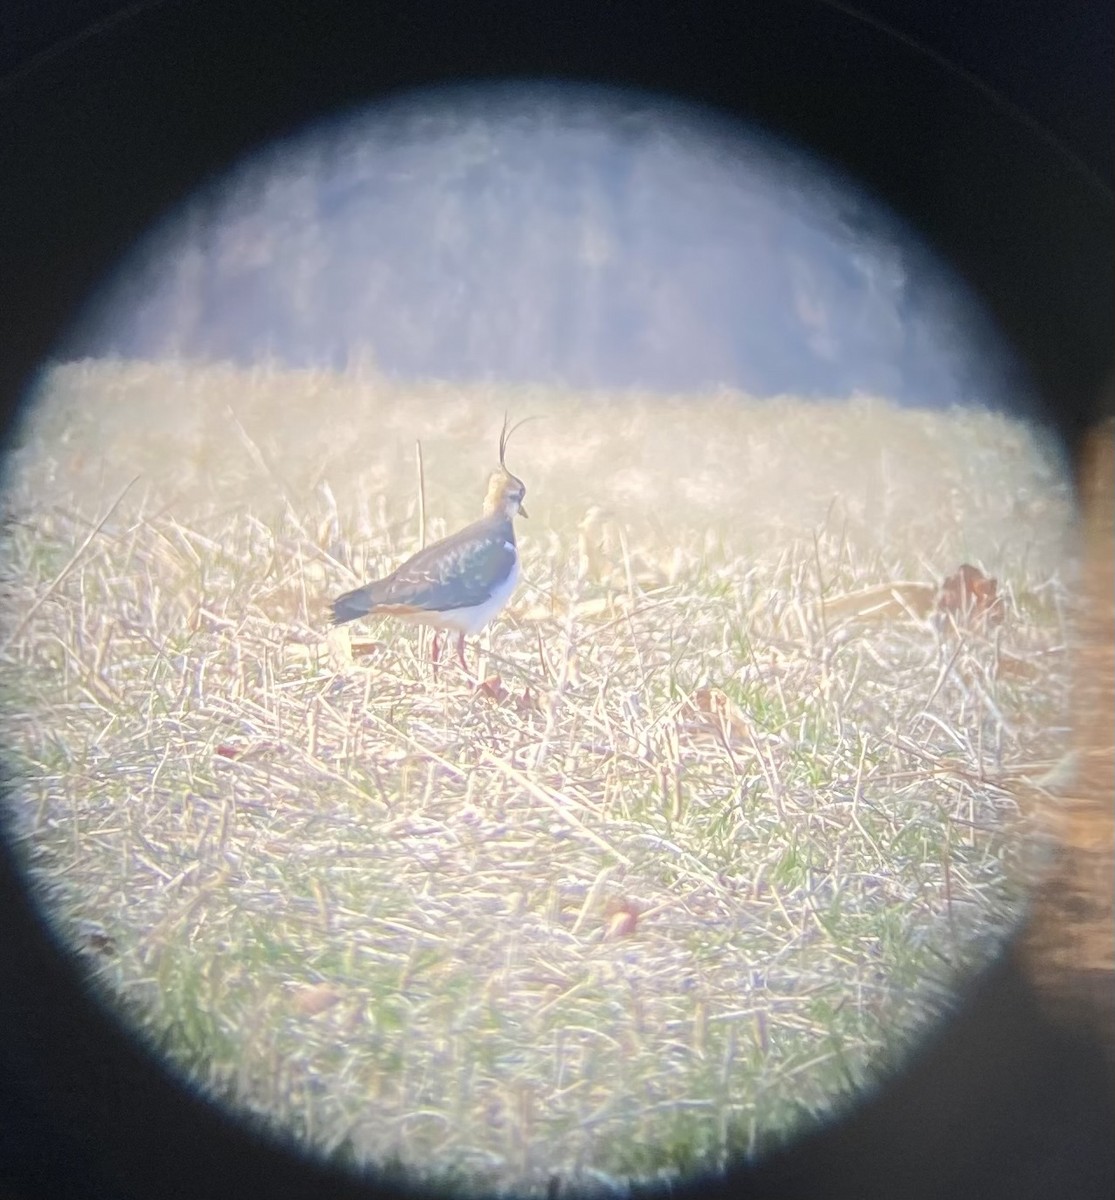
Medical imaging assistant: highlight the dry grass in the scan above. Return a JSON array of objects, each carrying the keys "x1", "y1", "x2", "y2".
[{"x1": 0, "y1": 360, "x2": 1077, "y2": 1195}]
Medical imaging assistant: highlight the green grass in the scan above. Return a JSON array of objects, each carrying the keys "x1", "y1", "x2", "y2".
[{"x1": 0, "y1": 358, "x2": 1076, "y2": 1196}]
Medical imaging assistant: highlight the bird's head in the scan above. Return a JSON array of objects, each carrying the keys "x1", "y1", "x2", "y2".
[
  {"x1": 483, "y1": 413, "x2": 531, "y2": 519},
  {"x1": 484, "y1": 468, "x2": 528, "y2": 520}
]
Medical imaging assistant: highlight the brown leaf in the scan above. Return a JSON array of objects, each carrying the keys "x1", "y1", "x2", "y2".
[
  {"x1": 937, "y1": 564, "x2": 1005, "y2": 628},
  {"x1": 476, "y1": 674, "x2": 509, "y2": 704},
  {"x1": 691, "y1": 686, "x2": 750, "y2": 742},
  {"x1": 602, "y1": 898, "x2": 642, "y2": 940},
  {"x1": 290, "y1": 983, "x2": 342, "y2": 1016}
]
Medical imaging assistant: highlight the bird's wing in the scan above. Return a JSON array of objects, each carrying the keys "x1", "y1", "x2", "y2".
[{"x1": 377, "y1": 521, "x2": 516, "y2": 613}]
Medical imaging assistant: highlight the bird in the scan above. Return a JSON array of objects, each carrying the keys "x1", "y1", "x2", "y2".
[{"x1": 331, "y1": 416, "x2": 529, "y2": 674}]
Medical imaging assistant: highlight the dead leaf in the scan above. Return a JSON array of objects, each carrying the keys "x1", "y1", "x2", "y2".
[
  {"x1": 937, "y1": 564, "x2": 1005, "y2": 629},
  {"x1": 476, "y1": 674, "x2": 509, "y2": 704},
  {"x1": 690, "y1": 686, "x2": 751, "y2": 743},
  {"x1": 603, "y1": 898, "x2": 642, "y2": 940},
  {"x1": 290, "y1": 983, "x2": 342, "y2": 1016}
]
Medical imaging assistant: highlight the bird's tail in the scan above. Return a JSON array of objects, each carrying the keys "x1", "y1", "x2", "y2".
[{"x1": 332, "y1": 585, "x2": 378, "y2": 625}]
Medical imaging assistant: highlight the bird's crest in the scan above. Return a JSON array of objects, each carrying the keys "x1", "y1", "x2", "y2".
[
  {"x1": 484, "y1": 413, "x2": 534, "y2": 520},
  {"x1": 498, "y1": 412, "x2": 536, "y2": 473}
]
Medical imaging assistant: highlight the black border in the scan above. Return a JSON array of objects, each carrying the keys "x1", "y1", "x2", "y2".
[{"x1": 1, "y1": 3, "x2": 1112, "y2": 1198}]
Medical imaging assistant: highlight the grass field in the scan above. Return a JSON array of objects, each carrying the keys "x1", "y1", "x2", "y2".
[{"x1": 0, "y1": 359, "x2": 1077, "y2": 1195}]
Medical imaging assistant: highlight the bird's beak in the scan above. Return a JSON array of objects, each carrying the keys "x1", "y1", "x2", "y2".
[{"x1": 518, "y1": 502, "x2": 529, "y2": 518}]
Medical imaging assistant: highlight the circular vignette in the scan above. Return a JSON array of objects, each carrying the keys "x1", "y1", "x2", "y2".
[{"x1": 0, "y1": 79, "x2": 1082, "y2": 1197}]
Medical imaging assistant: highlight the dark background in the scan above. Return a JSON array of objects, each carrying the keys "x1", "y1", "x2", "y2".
[{"x1": 1, "y1": 2, "x2": 1112, "y2": 1198}]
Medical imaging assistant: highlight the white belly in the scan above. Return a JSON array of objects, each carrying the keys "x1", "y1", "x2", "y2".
[{"x1": 403, "y1": 556, "x2": 520, "y2": 635}]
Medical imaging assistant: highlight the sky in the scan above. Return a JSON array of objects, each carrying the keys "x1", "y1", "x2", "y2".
[{"x1": 62, "y1": 81, "x2": 1031, "y2": 409}]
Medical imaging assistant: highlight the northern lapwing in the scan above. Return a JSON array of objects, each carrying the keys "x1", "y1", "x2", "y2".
[{"x1": 331, "y1": 417, "x2": 529, "y2": 673}]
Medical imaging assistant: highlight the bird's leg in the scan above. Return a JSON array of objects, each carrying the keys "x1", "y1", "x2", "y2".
[
  {"x1": 456, "y1": 632, "x2": 471, "y2": 677},
  {"x1": 430, "y1": 631, "x2": 441, "y2": 678}
]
